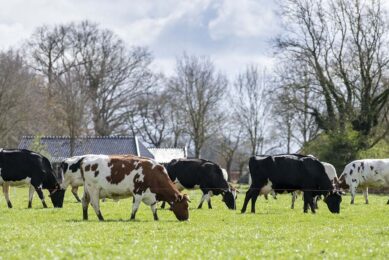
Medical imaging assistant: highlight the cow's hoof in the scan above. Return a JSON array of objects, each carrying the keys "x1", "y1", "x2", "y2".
[
  {"x1": 7, "y1": 202, "x2": 12, "y2": 208},
  {"x1": 387, "y1": 200, "x2": 389, "y2": 205}
]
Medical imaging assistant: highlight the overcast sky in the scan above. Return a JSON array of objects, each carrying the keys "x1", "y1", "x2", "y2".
[{"x1": 0, "y1": 0, "x2": 281, "y2": 78}]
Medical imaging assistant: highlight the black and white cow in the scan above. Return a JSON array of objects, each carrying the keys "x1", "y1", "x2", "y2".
[
  {"x1": 0, "y1": 149, "x2": 65, "y2": 208},
  {"x1": 241, "y1": 155, "x2": 343, "y2": 214},
  {"x1": 291, "y1": 161, "x2": 338, "y2": 209},
  {"x1": 162, "y1": 159, "x2": 236, "y2": 210},
  {"x1": 339, "y1": 159, "x2": 389, "y2": 204},
  {"x1": 60, "y1": 155, "x2": 90, "y2": 202}
]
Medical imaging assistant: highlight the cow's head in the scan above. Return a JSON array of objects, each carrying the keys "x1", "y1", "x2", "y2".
[
  {"x1": 171, "y1": 194, "x2": 190, "y2": 221},
  {"x1": 338, "y1": 173, "x2": 350, "y2": 190},
  {"x1": 222, "y1": 185, "x2": 238, "y2": 210},
  {"x1": 49, "y1": 186, "x2": 66, "y2": 208},
  {"x1": 324, "y1": 190, "x2": 343, "y2": 213}
]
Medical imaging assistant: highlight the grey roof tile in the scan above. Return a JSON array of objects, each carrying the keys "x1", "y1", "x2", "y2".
[{"x1": 18, "y1": 136, "x2": 154, "y2": 162}]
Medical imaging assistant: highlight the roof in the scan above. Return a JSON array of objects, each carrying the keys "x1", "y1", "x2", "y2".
[
  {"x1": 149, "y1": 148, "x2": 187, "y2": 163},
  {"x1": 18, "y1": 136, "x2": 154, "y2": 162}
]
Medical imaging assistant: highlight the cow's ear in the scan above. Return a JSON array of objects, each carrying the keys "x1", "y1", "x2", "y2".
[{"x1": 176, "y1": 194, "x2": 183, "y2": 202}]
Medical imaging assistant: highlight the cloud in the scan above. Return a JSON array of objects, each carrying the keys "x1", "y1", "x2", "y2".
[
  {"x1": 0, "y1": 0, "x2": 279, "y2": 79},
  {"x1": 208, "y1": 0, "x2": 280, "y2": 40}
]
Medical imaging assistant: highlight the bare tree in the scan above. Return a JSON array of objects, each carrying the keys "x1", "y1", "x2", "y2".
[
  {"x1": 0, "y1": 50, "x2": 45, "y2": 147},
  {"x1": 233, "y1": 65, "x2": 271, "y2": 155},
  {"x1": 169, "y1": 54, "x2": 227, "y2": 158},
  {"x1": 276, "y1": 0, "x2": 389, "y2": 146},
  {"x1": 134, "y1": 89, "x2": 171, "y2": 147},
  {"x1": 26, "y1": 21, "x2": 156, "y2": 137}
]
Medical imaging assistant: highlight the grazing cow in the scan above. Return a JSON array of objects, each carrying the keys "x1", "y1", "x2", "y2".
[
  {"x1": 0, "y1": 149, "x2": 65, "y2": 208},
  {"x1": 339, "y1": 159, "x2": 389, "y2": 205},
  {"x1": 163, "y1": 159, "x2": 236, "y2": 210},
  {"x1": 241, "y1": 155, "x2": 343, "y2": 214},
  {"x1": 60, "y1": 155, "x2": 90, "y2": 202},
  {"x1": 79, "y1": 154, "x2": 189, "y2": 221},
  {"x1": 291, "y1": 161, "x2": 338, "y2": 209}
]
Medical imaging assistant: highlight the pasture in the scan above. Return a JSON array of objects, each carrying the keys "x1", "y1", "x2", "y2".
[{"x1": 0, "y1": 186, "x2": 388, "y2": 259}]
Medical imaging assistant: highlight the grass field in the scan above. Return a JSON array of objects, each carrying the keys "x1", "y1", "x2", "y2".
[{"x1": 0, "y1": 186, "x2": 388, "y2": 259}]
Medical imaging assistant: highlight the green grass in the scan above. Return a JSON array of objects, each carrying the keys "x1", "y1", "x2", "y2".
[{"x1": 0, "y1": 186, "x2": 388, "y2": 259}]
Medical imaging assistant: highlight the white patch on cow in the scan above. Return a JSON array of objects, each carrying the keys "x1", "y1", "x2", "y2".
[
  {"x1": 221, "y1": 168, "x2": 228, "y2": 181},
  {"x1": 133, "y1": 161, "x2": 139, "y2": 167},
  {"x1": 322, "y1": 162, "x2": 337, "y2": 181},
  {"x1": 122, "y1": 164, "x2": 125, "y2": 168},
  {"x1": 61, "y1": 155, "x2": 95, "y2": 190},
  {"x1": 148, "y1": 159, "x2": 158, "y2": 169},
  {"x1": 260, "y1": 179, "x2": 273, "y2": 195},
  {"x1": 0, "y1": 177, "x2": 31, "y2": 186},
  {"x1": 141, "y1": 188, "x2": 157, "y2": 205}
]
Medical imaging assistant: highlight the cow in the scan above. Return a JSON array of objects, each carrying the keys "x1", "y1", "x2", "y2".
[
  {"x1": 60, "y1": 155, "x2": 90, "y2": 202},
  {"x1": 0, "y1": 149, "x2": 65, "y2": 208},
  {"x1": 241, "y1": 155, "x2": 343, "y2": 214},
  {"x1": 291, "y1": 161, "x2": 338, "y2": 209},
  {"x1": 78, "y1": 154, "x2": 189, "y2": 221},
  {"x1": 339, "y1": 159, "x2": 389, "y2": 205},
  {"x1": 162, "y1": 159, "x2": 236, "y2": 210}
]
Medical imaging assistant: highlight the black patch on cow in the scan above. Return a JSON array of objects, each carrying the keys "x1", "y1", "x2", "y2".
[
  {"x1": 375, "y1": 170, "x2": 379, "y2": 175},
  {"x1": 349, "y1": 169, "x2": 353, "y2": 175},
  {"x1": 370, "y1": 166, "x2": 374, "y2": 171},
  {"x1": 361, "y1": 162, "x2": 364, "y2": 171},
  {"x1": 352, "y1": 163, "x2": 356, "y2": 168},
  {"x1": 357, "y1": 166, "x2": 360, "y2": 172},
  {"x1": 352, "y1": 179, "x2": 357, "y2": 182},
  {"x1": 362, "y1": 175, "x2": 366, "y2": 180},
  {"x1": 61, "y1": 162, "x2": 69, "y2": 174},
  {"x1": 94, "y1": 171, "x2": 99, "y2": 177},
  {"x1": 69, "y1": 158, "x2": 84, "y2": 173}
]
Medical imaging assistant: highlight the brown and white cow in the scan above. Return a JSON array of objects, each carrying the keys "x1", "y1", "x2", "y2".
[{"x1": 79, "y1": 154, "x2": 189, "y2": 221}]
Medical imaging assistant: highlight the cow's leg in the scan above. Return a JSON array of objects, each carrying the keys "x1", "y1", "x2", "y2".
[
  {"x1": 314, "y1": 196, "x2": 319, "y2": 209},
  {"x1": 271, "y1": 190, "x2": 277, "y2": 199},
  {"x1": 198, "y1": 191, "x2": 207, "y2": 209},
  {"x1": 291, "y1": 192, "x2": 297, "y2": 209},
  {"x1": 350, "y1": 186, "x2": 356, "y2": 204},
  {"x1": 130, "y1": 195, "x2": 142, "y2": 220},
  {"x1": 303, "y1": 192, "x2": 315, "y2": 213},
  {"x1": 250, "y1": 190, "x2": 260, "y2": 213},
  {"x1": 71, "y1": 186, "x2": 81, "y2": 203},
  {"x1": 161, "y1": 201, "x2": 166, "y2": 209},
  {"x1": 2, "y1": 183, "x2": 12, "y2": 208},
  {"x1": 207, "y1": 191, "x2": 212, "y2": 209},
  {"x1": 387, "y1": 198, "x2": 389, "y2": 205},
  {"x1": 151, "y1": 202, "x2": 158, "y2": 221},
  {"x1": 88, "y1": 188, "x2": 103, "y2": 221},
  {"x1": 264, "y1": 194, "x2": 269, "y2": 200},
  {"x1": 34, "y1": 186, "x2": 48, "y2": 208},
  {"x1": 28, "y1": 185, "x2": 35, "y2": 208},
  {"x1": 241, "y1": 188, "x2": 254, "y2": 213},
  {"x1": 82, "y1": 190, "x2": 90, "y2": 220},
  {"x1": 363, "y1": 187, "x2": 369, "y2": 204}
]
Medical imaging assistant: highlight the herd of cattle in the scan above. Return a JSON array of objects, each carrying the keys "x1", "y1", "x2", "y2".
[{"x1": 0, "y1": 149, "x2": 388, "y2": 221}]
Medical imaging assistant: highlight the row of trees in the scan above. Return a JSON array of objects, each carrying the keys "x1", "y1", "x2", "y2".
[
  {"x1": 1, "y1": 0, "x2": 389, "y2": 175},
  {"x1": 0, "y1": 21, "x2": 272, "y2": 176}
]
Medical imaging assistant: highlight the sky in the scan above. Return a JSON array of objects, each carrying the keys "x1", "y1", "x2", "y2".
[{"x1": 0, "y1": 0, "x2": 281, "y2": 78}]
